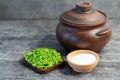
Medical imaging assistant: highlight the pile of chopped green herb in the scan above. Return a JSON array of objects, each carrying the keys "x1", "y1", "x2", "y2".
[{"x1": 24, "y1": 48, "x2": 63, "y2": 69}]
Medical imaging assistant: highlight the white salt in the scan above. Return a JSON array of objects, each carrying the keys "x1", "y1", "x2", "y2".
[{"x1": 71, "y1": 53, "x2": 96, "y2": 65}]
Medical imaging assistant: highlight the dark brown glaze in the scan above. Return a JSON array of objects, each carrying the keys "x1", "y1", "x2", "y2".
[{"x1": 56, "y1": 2, "x2": 112, "y2": 52}]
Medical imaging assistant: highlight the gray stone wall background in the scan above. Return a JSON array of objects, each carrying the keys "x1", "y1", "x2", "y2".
[{"x1": 0, "y1": 0, "x2": 119, "y2": 19}]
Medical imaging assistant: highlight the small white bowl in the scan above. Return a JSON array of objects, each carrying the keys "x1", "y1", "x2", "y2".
[{"x1": 67, "y1": 50, "x2": 99, "y2": 73}]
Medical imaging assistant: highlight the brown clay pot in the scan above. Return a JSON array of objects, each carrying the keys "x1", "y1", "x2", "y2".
[{"x1": 56, "y1": 2, "x2": 112, "y2": 52}]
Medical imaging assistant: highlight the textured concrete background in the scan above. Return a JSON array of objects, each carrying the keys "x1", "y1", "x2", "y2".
[
  {"x1": 0, "y1": 0, "x2": 119, "y2": 19},
  {"x1": 0, "y1": 0, "x2": 120, "y2": 80}
]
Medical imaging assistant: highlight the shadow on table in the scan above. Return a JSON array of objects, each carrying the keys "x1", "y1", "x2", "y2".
[
  {"x1": 29, "y1": 34, "x2": 68, "y2": 56},
  {"x1": 58, "y1": 61, "x2": 82, "y2": 75}
]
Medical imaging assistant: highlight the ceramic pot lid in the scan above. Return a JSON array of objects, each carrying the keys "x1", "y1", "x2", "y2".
[{"x1": 60, "y1": 2, "x2": 106, "y2": 27}]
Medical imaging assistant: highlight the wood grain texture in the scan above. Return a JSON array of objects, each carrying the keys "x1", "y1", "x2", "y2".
[
  {"x1": 0, "y1": 19, "x2": 119, "y2": 61},
  {"x1": 0, "y1": 19, "x2": 119, "y2": 79},
  {"x1": 0, "y1": 61, "x2": 120, "y2": 80}
]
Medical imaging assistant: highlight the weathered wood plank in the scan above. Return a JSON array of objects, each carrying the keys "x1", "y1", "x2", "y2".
[
  {"x1": 0, "y1": 19, "x2": 119, "y2": 62},
  {"x1": 0, "y1": 18, "x2": 119, "y2": 79},
  {"x1": 0, "y1": 61, "x2": 119, "y2": 80}
]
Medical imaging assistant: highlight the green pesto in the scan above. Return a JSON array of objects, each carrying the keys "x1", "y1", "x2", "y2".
[{"x1": 24, "y1": 48, "x2": 63, "y2": 69}]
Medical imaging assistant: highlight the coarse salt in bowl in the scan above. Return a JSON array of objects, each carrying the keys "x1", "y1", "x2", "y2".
[{"x1": 67, "y1": 50, "x2": 99, "y2": 72}]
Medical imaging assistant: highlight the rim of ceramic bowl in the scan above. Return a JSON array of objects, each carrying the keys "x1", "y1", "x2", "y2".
[{"x1": 66, "y1": 50, "x2": 99, "y2": 66}]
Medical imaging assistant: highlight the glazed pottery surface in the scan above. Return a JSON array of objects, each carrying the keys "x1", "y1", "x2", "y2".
[{"x1": 56, "y1": 2, "x2": 112, "y2": 52}]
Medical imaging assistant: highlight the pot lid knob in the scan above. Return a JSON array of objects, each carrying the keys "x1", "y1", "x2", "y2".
[{"x1": 76, "y1": 2, "x2": 92, "y2": 12}]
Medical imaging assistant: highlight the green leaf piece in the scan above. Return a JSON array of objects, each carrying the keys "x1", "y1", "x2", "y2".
[{"x1": 24, "y1": 48, "x2": 63, "y2": 69}]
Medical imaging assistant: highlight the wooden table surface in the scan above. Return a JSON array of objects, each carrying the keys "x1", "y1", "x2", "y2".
[
  {"x1": 0, "y1": 0, "x2": 120, "y2": 80},
  {"x1": 0, "y1": 19, "x2": 119, "y2": 80}
]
